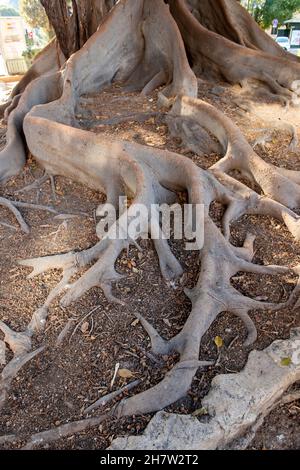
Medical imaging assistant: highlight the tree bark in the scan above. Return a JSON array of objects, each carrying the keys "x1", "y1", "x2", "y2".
[
  {"x1": 41, "y1": 0, "x2": 117, "y2": 58},
  {"x1": 184, "y1": 0, "x2": 299, "y2": 61}
]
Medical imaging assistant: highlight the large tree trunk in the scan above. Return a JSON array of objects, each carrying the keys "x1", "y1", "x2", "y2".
[
  {"x1": 1, "y1": 0, "x2": 300, "y2": 447},
  {"x1": 184, "y1": 0, "x2": 300, "y2": 60},
  {"x1": 40, "y1": 0, "x2": 117, "y2": 58}
]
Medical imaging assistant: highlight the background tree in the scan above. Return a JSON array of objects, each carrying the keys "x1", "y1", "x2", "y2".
[
  {"x1": 241, "y1": 0, "x2": 264, "y2": 16},
  {"x1": 0, "y1": 4, "x2": 18, "y2": 15},
  {"x1": 244, "y1": 0, "x2": 300, "y2": 28},
  {"x1": 20, "y1": 0, "x2": 53, "y2": 39}
]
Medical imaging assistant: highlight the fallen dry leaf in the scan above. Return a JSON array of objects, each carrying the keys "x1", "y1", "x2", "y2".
[
  {"x1": 81, "y1": 322, "x2": 89, "y2": 334},
  {"x1": 214, "y1": 336, "x2": 223, "y2": 349},
  {"x1": 118, "y1": 368, "x2": 134, "y2": 379}
]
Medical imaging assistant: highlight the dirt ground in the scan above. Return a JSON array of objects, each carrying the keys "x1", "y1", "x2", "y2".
[{"x1": 0, "y1": 78, "x2": 299, "y2": 450}]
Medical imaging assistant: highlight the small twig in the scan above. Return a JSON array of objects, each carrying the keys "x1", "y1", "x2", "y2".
[
  {"x1": 89, "y1": 316, "x2": 94, "y2": 336},
  {"x1": 215, "y1": 350, "x2": 222, "y2": 367},
  {"x1": 49, "y1": 175, "x2": 57, "y2": 202},
  {"x1": 228, "y1": 335, "x2": 239, "y2": 350},
  {"x1": 84, "y1": 379, "x2": 141, "y2": 415},
  {"x1": 12, "y1": 200, "x2": 58, "y2": 214},
  {"x1": 102, "y1": 309, "x2": 114, "y2": 325},
  {"x1": 49, "y1": 220, "x2": 68, "y2": 242},
  {"x1": 69, "y1": 305, "x2": 101, "y2": 343},
  {"x1": 15, "y1": 174, "x2": 48, "y2": 194},
  {"x1": 54, "y1": 212, "x2": 91, "y2": 220},
  {"x1": 0, "y1": 221, "x2": 17, "y2": 231},
  {"x1": 129, "y1": 235, "x2": 143, "y2": 252},
  {"x1": 123, "y1": 349, "x2": 140, "y2": 359},
  {"x1": 110, "y1": 362, "x2": 120, "y2": 389},
  {"x1": 114, "y1": 341, "x2": 140, "y2": 359},
  {"x1": 0, "y1": 197, "x2": 29, "y2": 233}
]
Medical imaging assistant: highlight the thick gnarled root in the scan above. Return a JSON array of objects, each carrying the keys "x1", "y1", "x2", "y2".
[
  {"x1": 0, "y1": 72, "x2": 63, "y2": 183},
  {"x1": 2, "y1": 0, "x2": 300, "y2": 435},
  {"x1": 183, "y1": 0, "x2": 300, "y2": 61},
  {"x1": 0, "y1": 196, "x2": 61, "y2": 233},
  {"x1": 0, "y1": 160, "x2": 185, "y2": 411},
  {"x1": 111, "y1": 217, "x2": 296, "y2": 417},
  {"x1": 172, "y1": 96, "x2": 300, "y2": 210},
  {"x1": 169, "y1": 0, "x2": 300, "y2": 102},
  {"x1": 0, "y1": 315, "x2": 44, "y2": 410},
  {"x1": 0, "y1": 39, "x2": 65, "y2": 118},
  {"x1": 3, "y1": 112, "x2": 300, "y2": 418},
  {"x1": 0, "y1": 0, "x2": 197, "y2": 185}
]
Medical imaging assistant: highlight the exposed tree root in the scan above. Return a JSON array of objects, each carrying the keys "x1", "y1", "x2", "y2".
[
  {"x1": 169, "y1": 0, "x2": 300, "y2": 101},
  {"x1": 15, "y1": 173, "x2": 50, "y2": 194},
  {"x1": 109, "y1": 328, "x2": 300, "y2": 450},
  {"x1": 0, "y1": 340, "x2": 5, "y2": 365},
  {"x1": 184, "y1": 0, "x2": 300, "y2": 61},
  {"x1": 0, "y1": 196, "x2": 84, "y2": 233},
  {"x1": 6, "y1": 112, "x2": 299, "y2": 417},
  {"x1": 0, "y1": 434, "x2": 17, "y2": 446},
  {"x1": 165, "y1": 114, "x2": 223, "y2": 156},
  {"x1": 55, "y1": 319, "x2": 74, "y2": 347},
  {"x1": 0, "y1": 197, "x2": 30, "y2": 233},
  {"x1": 279, "y1": 391, "x2": 300, "y2": 406},
  {"x1": 9, "y1": 329, "x2": 299, "y2": 450},
  {"x1": 0, "y1": 39, "x2": 65, "y2": 118},
  {"x1": 0, "y1": 345, "x2": 44, "y2": 410},
  {"x1": 22, "y1": 415, "x2": 108, "y2": 450},
  {"x1": 0, "y1": 71, "x2": 63, "y2": 182},
  {"x1": 250, "y1": 117, "x2": 298, "y2": 152},
  {"x1": 84, "y1": 379, "x2": 141, "y2": 415},
  {"x1": 83, "y1": 111, "x2": 162, "y2": 128},
  {"x1": 1, "y1": 0, "x2": 300, "y2": 443},
  {"x1": 0, "y1": 221, "x2": 17, "y2": 231}
]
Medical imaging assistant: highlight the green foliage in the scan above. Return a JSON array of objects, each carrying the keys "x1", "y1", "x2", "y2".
[
  {"x1": 243, "y1": 0, "x2": 300, "y2": 28},
  {"x1": 280, "y1": 357, "x2": 292, "y2": 366},
  {"x1": 0, "y1": 4, "x2": 19, "y2": 15},
  {"x1": 20, "y1": 0, "x2": 51, "y2": 35},
  {"x1": 260, "y1": 0, "x2": 300, "y2": 28},
  {"x1": 22, "y1": 45, "x2": 42, "y2": 66}
]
